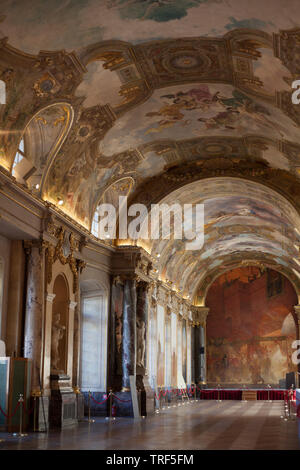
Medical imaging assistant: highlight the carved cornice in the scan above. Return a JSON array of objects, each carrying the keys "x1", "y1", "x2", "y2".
[{"x1": 112, "y1": 245, "x2": 155, "y2": 283}]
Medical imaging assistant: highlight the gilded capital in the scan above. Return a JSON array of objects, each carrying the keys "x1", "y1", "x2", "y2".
[{"x1": 191, "y1": 306, "x2": 210, "y2": 327}]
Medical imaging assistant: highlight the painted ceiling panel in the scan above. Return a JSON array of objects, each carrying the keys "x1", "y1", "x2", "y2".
[
  {"x1": 1, "y1": 0, "x2": 300, "y2": 52},
  {"x1": 100, "y1": 83, "x2": 299, "y2": 155}
]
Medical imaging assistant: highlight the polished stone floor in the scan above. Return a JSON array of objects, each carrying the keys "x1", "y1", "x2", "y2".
[{"x1": 0, "y1": 400, "x2": 299, "y2": 450}]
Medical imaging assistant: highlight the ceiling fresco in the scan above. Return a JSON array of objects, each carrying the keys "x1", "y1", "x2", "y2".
[
  {"x1": 100, "y1": 83, "x2": 298, "y2": 156},
  {"x1": 1, "y1": 2, "x2": 300, "y2": 302},
  {"x1": 1, "y1": 0, "x2": 300, "y2": 53},
  {"x1": 137, "y1": 178, "x2": 300, "y2": 298}
]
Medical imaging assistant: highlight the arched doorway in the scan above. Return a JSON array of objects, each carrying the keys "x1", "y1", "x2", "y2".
[
  {"x1": 205, "y1": 266, "x2": 298, "y2": 387},
  {"x1": 51, "y1": 274, "x2": 69, "y2": 374}
]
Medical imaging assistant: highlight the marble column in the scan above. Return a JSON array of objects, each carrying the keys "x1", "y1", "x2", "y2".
[
  {"x1": 199, "y1": 325, "x2": 206, "y2": 383},
  {"x1": 24, "y1": 241, "x2": 45, "y2": 394},
  {"x1": 109, "y1": 276, "x2": 124, "y2": 390},
  {"x1": 72, "y1": 290, "x2": 81, "y2": 390},
  {"x1": 136, "y1": 281, "x2": 148, "y2": 378},
  {"x1": 6, "y1": 240, "x2": 25, "y2": 357},
  {"x1": 147, "y1": 295, "x2": 157, "y2": 388},
  {"x1": 43, "y1": 293, "x2": 56, "y2": 394},
  {"x1": 122, "y1": 278, "x2": 137, "y2": 390},
  {"x1": 67, "y1": 300, "x2": 77, "y2": 380},
  {"x1": 71, "y1": 298, "x2": 84, "y2": 421},
  {"x1": 191, "y1": 324, "x2": 195, "y2": 384},
  {"x1": 192, "y1": 307, "x2": 209, "y2": 384},
  {"x1": 193, "y1": 325, "x2": 202, "y2": 383},
  {"x1": 136, "y1": 281, "x2": 155, "y2": 415}
]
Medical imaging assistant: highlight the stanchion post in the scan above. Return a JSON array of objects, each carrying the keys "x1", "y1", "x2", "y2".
[
  {"x1": 267, "y1": 384, "x2": 272, "y2": 402},
  {"x1": 87, "y1": 390, "x2": 95, "y2": 423},
  {"x1": 33, "y1": 396, "x2": 36, "y2": 432},
  {"x1": 109, "y1": 389, "x2": 114, "y2": 420},
  {"x1": 19, "y1": 394, "x2": 23, "y2": 436},
  {"x1": 243, "y1": 384, "x2": 247, "y2": 403},
  {"x1": 217, "y1": 383, "x2": 221, "y2": 402},
  {"x1": 18, "y1": 394, "x2": 27, "y2": 437}
]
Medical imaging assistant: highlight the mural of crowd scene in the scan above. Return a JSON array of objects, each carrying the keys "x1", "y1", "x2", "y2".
[{"x1": 206, "y1": 266, "x2": 298, "y2": 386}]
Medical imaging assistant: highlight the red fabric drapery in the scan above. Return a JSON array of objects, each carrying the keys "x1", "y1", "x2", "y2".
[{"x1": 199, "y1": 389, "x2": 291, "y2": 400}]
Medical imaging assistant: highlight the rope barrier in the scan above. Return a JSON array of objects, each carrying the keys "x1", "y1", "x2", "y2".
[
  {"x1": 0, "y1": 401, "x2": 20, "y2": 419},
  {"x1": 111, "y1": 393, "x2": 132, "y2": 403},
  {"x1": 90, "y1": 393, "x2": 111, "y2": 406}
]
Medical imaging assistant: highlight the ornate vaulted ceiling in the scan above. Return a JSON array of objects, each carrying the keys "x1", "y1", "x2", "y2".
[{"x1": 1, "y1": 0, "x2": 300, "y2": 302}]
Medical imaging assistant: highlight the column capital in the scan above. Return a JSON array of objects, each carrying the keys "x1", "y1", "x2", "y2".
[
  {"x1": 294, "y1": 305, "x2": 300, "y2": 320},
  {"x1": 46, "y1": 293, "x2": 56, "y2": 303},
  {"x1": 112, "y1": 275, "x2": 124, "y2": 286},
  {"x1": 24, "y1": 238, "x2": 47, "y2": 256},
  {"x1": 191, "y1": 306, "x2": 209, "y2": 327},
  {"x1": 150, "y1": 295, "x2": 157, "y2": 309}
]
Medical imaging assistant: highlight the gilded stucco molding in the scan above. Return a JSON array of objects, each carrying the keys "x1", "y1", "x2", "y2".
[
  {"x1": 191, "y1": 306, "x2": 210, "y2": 327},
  {"x1": 44, "y1": 226, "x2": 86, "y2": 294}
]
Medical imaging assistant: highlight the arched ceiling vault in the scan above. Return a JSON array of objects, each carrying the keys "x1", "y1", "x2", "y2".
[
  {"x1": 130, "y1": 177, "x2": 300, "y2": 300},
  {"x1": 1, "y1": 1, "x2": 300, "y2": 299}
]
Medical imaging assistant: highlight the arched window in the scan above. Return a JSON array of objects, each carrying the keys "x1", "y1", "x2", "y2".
[
  {"x1": 12, "y1": 138, "x2": 25, "y2": 175},
  {"x1": 91, "y1": 211, "x2": 100, "y2": 238},
  {"x1": 0, "y1": 80, "x2": 5, "y2": 105}
]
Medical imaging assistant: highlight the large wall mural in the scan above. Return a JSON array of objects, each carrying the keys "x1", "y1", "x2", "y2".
[{"x1": 206, "y1": 266, "x2": 298, "y2": 385}]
